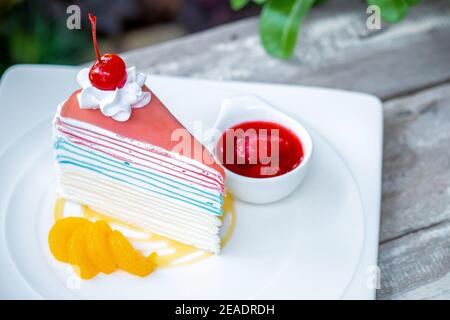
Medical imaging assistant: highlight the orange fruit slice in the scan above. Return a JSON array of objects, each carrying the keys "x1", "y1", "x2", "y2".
[
  {"x1": 48, "y1": 217, "x2": 91, "y2": 262},
  {"x1": 68, "y1": 223, "x2": 99, "y2": 279},
  {"x1": 109, "y1": 230, "x2": 155, "y2": 277},
  {"x1": 87, "y1": 220, "x2": 117, "y2": 274}
]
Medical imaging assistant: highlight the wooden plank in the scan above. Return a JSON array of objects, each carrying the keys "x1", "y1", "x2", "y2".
[
  {"x1": 381, "y1": 83, "x2": 450, "y2": 243},
  {"x1": 378, "y1": 83, "x2": 450, "y2": 299},
  {"x1": 378, "y1": 220, "x2": 450, "y2": 299},
  {"x1": 123, "y1": 0, "x2": 450, "y2": 100}
]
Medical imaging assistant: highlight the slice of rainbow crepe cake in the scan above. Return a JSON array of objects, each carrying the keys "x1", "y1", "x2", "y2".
[{"x1": 53, "y1": 67, "x2": 225, "y2": 254}]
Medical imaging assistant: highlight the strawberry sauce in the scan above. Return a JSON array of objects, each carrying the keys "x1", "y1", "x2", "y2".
[{"x1": 217, "y1": 121, "x2": 304, "y2": 178}]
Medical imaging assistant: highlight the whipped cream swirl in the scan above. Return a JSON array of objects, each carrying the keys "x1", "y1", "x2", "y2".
[{"x1": 76, "y1": 66, "x2": 151, "y2": 122}]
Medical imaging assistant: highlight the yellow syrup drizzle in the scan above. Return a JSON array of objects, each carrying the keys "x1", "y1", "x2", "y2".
[
  {"x1": 53, "y1": 197, "x2": 65, "y2": 220},
  {"x1": 220, "y1": 193, "x2": 236, "y2": 247},
  {"x1": 53, "y1": 192, "x2": 236, "y2": 269}
]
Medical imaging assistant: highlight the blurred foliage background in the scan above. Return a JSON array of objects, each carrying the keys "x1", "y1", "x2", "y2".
[
  {"x1": 0, "y1": 0, "x2": 423, "y2": 76},
  {"x1": 0, "y1": 0, "x2": 260, "y2": 75}
]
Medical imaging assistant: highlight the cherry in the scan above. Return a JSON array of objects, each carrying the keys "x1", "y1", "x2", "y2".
[
  {"x1": 88, "y1": 13, "x2": 127, "y2": 91},
  {"x1": 89, "y1": 54, "x2": 127, "y2": 91}
]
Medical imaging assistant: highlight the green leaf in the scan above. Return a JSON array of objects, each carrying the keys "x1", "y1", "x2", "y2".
[
  {"x1": 405, "y1": 0, "x2": 421, "y2": 6},
  {"x1": 259, "y1": 0, "x2": 315, "y2": 59},
  {"x1": 253, "y1": 0, "x2": 267, "y2": 4},
  {"x1": 367, "y1": 0, "x2": 408, "y2": 23},
  {"x1": 313, "y1": 0, "x2": 329, "y2": 5},
  {"x1": 230, "y1": 0, "x2": 250, "y2": 11}
]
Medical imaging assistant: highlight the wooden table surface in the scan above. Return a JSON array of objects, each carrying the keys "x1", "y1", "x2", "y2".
[{"x1": 122, "y1": 0, "x2": 450, "y2": 299}]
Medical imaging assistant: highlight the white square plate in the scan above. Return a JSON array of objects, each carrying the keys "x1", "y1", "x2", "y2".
[{"x1": 0, "y1": 65, "x2": 382, "y2": 299}]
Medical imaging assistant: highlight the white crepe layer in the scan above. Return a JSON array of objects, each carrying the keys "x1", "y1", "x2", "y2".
[{"x1": 53, "y1": 109, "x2": 224, "y2": 254}]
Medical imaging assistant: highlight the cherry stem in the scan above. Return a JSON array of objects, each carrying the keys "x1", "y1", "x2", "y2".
[{"x1": 88, "y1": 13, "x2": 101, "y2": 61}]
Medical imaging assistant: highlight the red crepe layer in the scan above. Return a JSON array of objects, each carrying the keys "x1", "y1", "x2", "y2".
[{"x1": 60, "y1": 87, "x2": 225, "y2": 178}]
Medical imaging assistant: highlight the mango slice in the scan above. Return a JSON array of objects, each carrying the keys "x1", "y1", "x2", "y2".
[
  {"x1": 68, "y1": 223, "x2": 99, "y2": 280},
  {"x1": 109, "y1": 230, "x2": 155, "y2": 277},
  {"x1": 87, "y1": 220, "x2": 117, "y2": 274},
  {"x1": 48, "y1": 217, "x2": 91, "y2": 262},
  {"x1": 49, "y1": 216, "x2": 158, "y2": 280}
]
